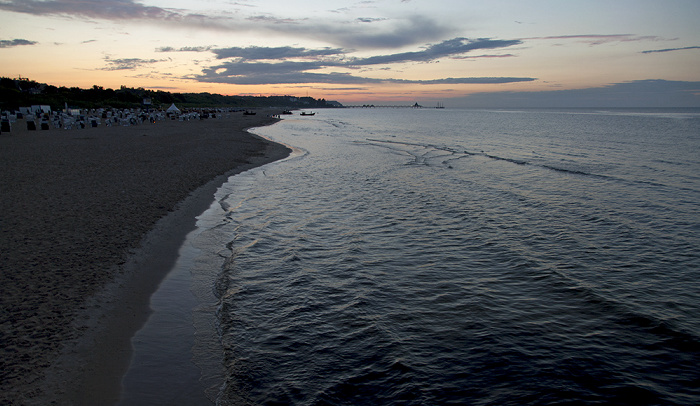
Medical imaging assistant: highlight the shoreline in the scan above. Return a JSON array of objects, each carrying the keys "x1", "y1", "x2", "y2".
[{"x1": 0, "y1": 111, "x2": 291, "y2": 405}]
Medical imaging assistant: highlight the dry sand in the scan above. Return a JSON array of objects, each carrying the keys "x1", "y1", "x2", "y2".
[{"x1": 0, "y1": 111, "x2": 291, "y2": 405}]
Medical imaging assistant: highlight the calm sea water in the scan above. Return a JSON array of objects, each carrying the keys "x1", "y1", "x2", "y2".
[{"x1": 125, "y1": 108, "x2": 700, "y2": 405}]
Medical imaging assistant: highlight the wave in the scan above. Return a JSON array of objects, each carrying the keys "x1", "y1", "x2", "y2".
[
  {"x1": 366, "y1": 138, "x2": 605, "y2": 178},
  {"x1": 363, "y1": 138, "x2": 700, "y2": 196},
  {"x1": 543, "y1": 267, "x2": 700, "y2": 352}
]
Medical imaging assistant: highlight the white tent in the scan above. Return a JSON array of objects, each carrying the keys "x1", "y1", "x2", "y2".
[{"x1": 166, "y1": 103, "x2": 181, "y2": 114}]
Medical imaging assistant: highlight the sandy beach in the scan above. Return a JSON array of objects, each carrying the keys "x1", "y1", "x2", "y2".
[{"x1": 0, "y1": 111, "x2": 291, "y2": 405}]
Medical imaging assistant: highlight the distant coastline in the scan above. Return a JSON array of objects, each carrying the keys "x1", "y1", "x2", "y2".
[{"x1": 0, "y1": 76, "x2": 343, "y2": 112}]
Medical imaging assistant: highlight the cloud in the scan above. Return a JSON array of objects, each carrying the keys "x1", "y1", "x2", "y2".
[
  {"x1": 198, "y1": 71, "x2": 380, "y2": 85},
  {"x1": 0, "y1": 1, "x2": 451, "y2": 50},
  {"x1": 303, "y1": 87, "x2": 371, "y2": 91},
  {"x1": 411, "y1": 77, "x2": 535, "y2": 85},
  {"x1": 523, "y1": 34, "x2": 668, "y2": 46},
  {"x1": 357, "y1": 17, "x2": 388, "y2": 23},
  {"x1": 452, "y1": 80, "x2": 700, "y2": 108},
  {"x1": 201, "y1": 60, "x2": 330, "y2": 78},
  {"x1": 348, "y1": 37, "x2": 521, "y2": 65},
  {"x1": 207, "y1": 37, "x2": 519, "y2": 66},
  {"x1": 195, "y1": 60, "x2": 535, "y2": 85},
  {"x1": 192, "y1": 38, "x2": 525, "y2": 86},
  {"x1": 0, "y1": 38, "x2": 38, "y2": 48},
  {"x1": 157, "y1": 46, "x2": 213, "y2": 53},
  {"x1": 211, "y1": 46, "x2": 345, "y2": 60},
  {"x1": 318, "y1": 15, "x2": 453, "y2": 49},
  {"x1": 230, "y1": 15, "x2": 452, "y2": 49},
  {"x1": 101, "y1": 56, "x2": 166, "y2": 71},
  {"x1": 192, "y1": 37, "x2": 529, "y2": 86},
  {"x1": 197, "y1": 72, "x2": 535, "y2": 85},
  {"x1": 163, "y1": 38, "x2": 518, "y2": 86},
  {"x1": 451, "y1": 54, "x2": 516, "y2": 60},
  {"x1": 0, "y1": 0, "x2": 180, "y2": 20},
  {"x1": 641, "y1": 46, "x2": 700, "y2": 54},
  {"x1": 245, "y1": 15, "x2": 307, "y2": 24}
]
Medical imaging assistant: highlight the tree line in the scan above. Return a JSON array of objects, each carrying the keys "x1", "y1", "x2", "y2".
[{"x1": 0, "y1": 77, "x2": 340, "y2": 111}]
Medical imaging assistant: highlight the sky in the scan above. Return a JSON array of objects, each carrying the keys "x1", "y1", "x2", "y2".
[{"x1": 1, "y1": 0, "x2": 699, "y2": 107}]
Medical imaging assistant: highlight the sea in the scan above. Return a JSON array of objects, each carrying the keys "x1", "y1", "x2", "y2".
[{"x1": 119, "y1": 108, "x2": 700, "y2": 406}]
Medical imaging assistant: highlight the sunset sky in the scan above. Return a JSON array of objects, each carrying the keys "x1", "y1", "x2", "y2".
[{"x1": 1, "y1": 0, "x2": 699, "y2": 107}]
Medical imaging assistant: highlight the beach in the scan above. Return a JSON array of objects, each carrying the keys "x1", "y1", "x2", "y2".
[{"x1": 0, "y1": 111, "x2": 291, "y2": 405}]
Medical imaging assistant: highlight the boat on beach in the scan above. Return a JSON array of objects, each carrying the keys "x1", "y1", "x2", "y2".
[{"x1": 282, "y1": 110, "x2": 293, "y2": 115}]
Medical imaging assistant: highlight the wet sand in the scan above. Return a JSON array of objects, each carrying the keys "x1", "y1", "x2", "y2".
[{"x1": 0, "y1": 111, "x2": 291, "y2": 405}]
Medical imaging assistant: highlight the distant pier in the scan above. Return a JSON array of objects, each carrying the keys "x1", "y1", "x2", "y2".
[{"x1": 344, "y1": 102, "x2": 446, "y2": 109}]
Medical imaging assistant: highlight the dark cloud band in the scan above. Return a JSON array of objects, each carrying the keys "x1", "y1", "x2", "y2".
[
  {"x1": 0, "y1": 38, "x2": 38, "y2": 48},
  {"x1": 191, "y1": 37, "x2": 526, "y2": 85},
  {"x1": 641, "y1": 46, "x2": 700, "y2": 54},
  {"x1": 348, "y1": 38, "x2": 522, "y2": 65}
]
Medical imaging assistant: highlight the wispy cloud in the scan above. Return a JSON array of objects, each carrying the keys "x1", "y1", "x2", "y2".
[
  {"x1": 641, "y1": 46, "x2": 700, "y2": 54},
  {"x1": 357, "y1": 17, "x2": 388, "y2": 23},
  {"x1": 0, "y1": 38, "x2": 38, "y2": 48},
  {"x1": 101, "y1": 56, "x2": 167, "y2": 71},
  {"x1": 157, "y1": 46, "x2": 213, "y2": 53},
  {"x1": 210, "y1": 46, "x2": 345, "y2": 60},
  {"x1": 523, "y1": 34, "x2": 668, "y2": 46},
  {"x1": 245, "y1": 15, "x2": 307, "y2": 24},
  {"x1": 413, "y1": 77, "x2": 533, "y2": 85},
  {"x1": 451, "y1": 54, "x2": 516, "y2": 60}
]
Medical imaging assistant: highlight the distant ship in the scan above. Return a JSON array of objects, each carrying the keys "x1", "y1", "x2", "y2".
[
  {"x1": 435, "y1": 102, "x2": 445, "y2": 109},
  {"x1": 300, "y1": 111, "x2": 315, "y2": 116}
]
